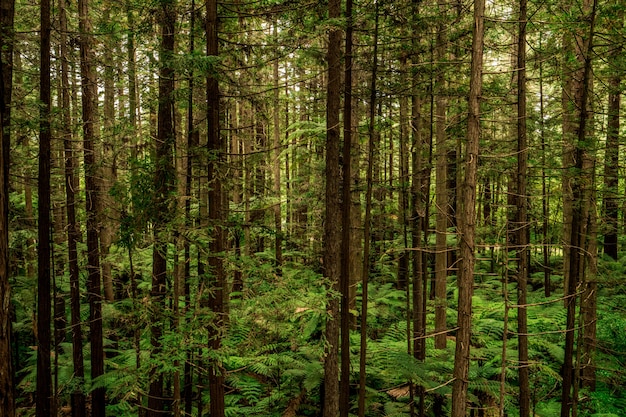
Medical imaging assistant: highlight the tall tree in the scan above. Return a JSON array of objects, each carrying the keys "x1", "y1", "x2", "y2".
[
  {"x1": 339, "y1": 0, "x2": 353, "y2": 413},
  {"x1": 451, "y1": 0, "x2": 484, "y2": 414},
  {"x1": 358, "y1": 6, "x2": 379, "y2": 416},
  {"x1": 78, "y1": 0, "x2": 105, "y2": 411},
  {"x1": 561, "y1": 0, "x2": 597, "y2": 415},
  {"x1": 60, "y1": 0, "x2": 86, "y2": 413},
  {"x1": 36, "y1": 0, "x2": 52, "y2": 411},
  {"x1": 146, "y1": 0, "x2": 176, "y2": 413},
  {"x1": 206, "y1": 0, "x2": 226, "y2": 415},
  {"x1": 602, "y1": 0, "x2": 623, "y2": 260},
  {"x1": 516, "y1": 0, "x2": 530, "y2": 414},
  {"x1": 433, "y1": 0, "x2": 448, "y2": 349},
  {"x1": 0, "y1": 0, "x2": 13, "y2": 413},
  {"x1": 323, "y1": 0, "x2": 342, "y2": 413}
]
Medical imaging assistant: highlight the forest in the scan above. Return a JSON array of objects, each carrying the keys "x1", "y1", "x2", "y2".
[{"x1": 1, "y1": 0, "x2": 626, "y2": 415}]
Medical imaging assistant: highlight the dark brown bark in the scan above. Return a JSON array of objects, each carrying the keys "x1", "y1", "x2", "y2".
[
  {"x1": 61, "y1": 0, "x2": 86, "y2": 405},
  {"x1": 450, "y1": 0, "x2": 483, "y2": 414},
  {"x1": 36, "y1": 0, "x2": 52, "y2": 412},
  {"x1": 434, "y1": 0, "x2": 448, "y2": 349},
  {"x1": 323, "y1": 0, "x2": 342, "y2": 413},
  {"x1": 602, "y1": 3, "x2": 623, "y2": 260},
  {"x1": 147, "y1": 0, "x2": 176, "y2": 414},
  {"x1": 272, "y1": 23, "x2": 283, "y2": 273},
  {"x1": 0, "y1": 0, "x2": 13, "y2": 414},
  {"x1": 0, "y1": 0, "x2": 14, "y2": 412},
  {"x1": 184, "y1": 3, "x2": 196, "y2": 414},
  {"x1": 78, "y1": 0, "x2": 105, "y2": 412},
  {"x1": 561, "y1": 1, "x2": 597, "y2": 415},
  {"x1": 516, "y1": 1, "x2": 530, "y2": 414},
  {"x1": 339, "y1": 0, "x2": 353, "y2": 414},
  {"x1": 206, "y1": 0, "x2": 226, "y2": 414},
  {"x1": 358, "y1": 7, "x2": 378, "y2": 416}
]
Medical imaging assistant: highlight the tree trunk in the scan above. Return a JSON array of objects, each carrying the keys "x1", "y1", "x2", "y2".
[
  {"x1": 451, "y1": 0, "x2": 484, "y2": 414},
  {"x1": 323, "y1": 0, "x2": 342, "y2": 413},
  {"x1": 358, "y1": 7, "x2": 378, "y2": 416},
  {"x1": 434, "y1": 0, "x2": 448, "y2": 350},
  {"x1": 602, "y1": 2, "x2": 623, "y2": 260},
  {"x1": 147, "y1": 0, "x2": 176, "y2": 414},
  {"x1": 206, "y1": 0, "x2": 226, "y2": 414},
  {"x1": 0, "y1": 0, "x2": 14, "y2": 413},
  {"x1": 78, "y1": 0, "x2": 105, "y2": 412},
  {"x1": 272, "y1": 23, "x2": 283, "y2": 273},
  {"x1": 59, "y1": 1, "x2": 86, "y2": 414},
  {"x1": 339, "y1": 0, "x2": 352, "y2": 414},
  {"x1": 516, "y1": 1, "x2": 530, "y2": 414},
  {"x1": 36, "y1": 0, "x2": 52, "y2": 412},
  {"x1": 561, "y1": 1, "x2": 597, "y2": 415}
]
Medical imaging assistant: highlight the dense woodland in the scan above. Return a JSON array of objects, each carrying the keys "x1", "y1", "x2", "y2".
[{"x1": 2, "y1": 0, "x2": 626, "y2": 416}]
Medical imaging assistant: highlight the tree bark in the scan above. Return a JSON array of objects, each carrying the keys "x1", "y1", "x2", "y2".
[
  {"x1": 78, "y1": 0, "x2": 105, "y2": 412},
  {"x1": 36, "y1": 0, "x2": 52, "y2": 412},
  {"x1": 206, "y1": 0, "x2": 226, "y2": 414},
  {"x1": 602, "y1": 1, "x2": 623, "y2": 260},
  {"x1": 339, "y1": 0, "x2": 353, "y2": 413},
  {"x1": 358, "y1": 7, "x2": 378, "y2": 416},
  {"x1": 434, "y1": 0, "x2": 448, "y2": 349},
  {"x1": 451, "y1": 0, "x2": 484, "y2": 414},
  {"x1": 0, "y1": 0, "x2": 14, "y2": 413},
  {"x1": 147, "y1": 0, "x2": 176, "y2": 414},
  {"x1": 561, "y1": 1, "x2": 597, "y2": 415},
  {"x1": 516, "y1": 1, "x2": 530, "y2": 414},
  {"x1": 60, "y1": 0, "x2": 86, "y2": 414},
  {"x1": 323, "y1": 0, "x2": 342, "y2": 413}
]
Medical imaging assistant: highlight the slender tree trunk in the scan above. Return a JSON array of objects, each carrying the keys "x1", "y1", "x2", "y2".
[
  {"x1": 0, "y1": 0, "x2": 14, "y2": 413},
  {"x1": 561, "y1": 1, "x2": 597, "y2": 415},
  {"x1": 100, "y1": 2, "x2": 117, "y2": 302},
  {"x1": 603, "y1": 2, "x2": 623, "y2": 260},
  {"x1": 434, "y1": 0, "x2": 448, "y2": 349},
  {"x1": 272, "y1": 23, "x2": 283, "y2": 273},
  {"x1": 450, "y1": 0, "x2": 484, "y2": 414},
  {"x1": 78, "y1": 0, "x2": 105, "y2": 412},
  {"x1": 358, "y1": 7, "x2": 378, "y2": 416},
  {"x1": 206, "y1": 0, "x2": 226, "y2": 414},
  {"x1": 339, "y1": 0, "x2": 353, "y2": 413},
  {"x1": 36, "y1": 0, "x2": 52, "y2": 412},
  {"x1": 323, "y1": 0, "x2": 342, "y2": 412},
  {"x1": 539, "y1": 37, "x2": 551, "y2": 297},
  {"x1": 60, "y1": 0, "x2": 86, "y2": 414},
  {"x1": 147, "y1": 0, "x2": 176, "y2": 414},
  {"x1": 516, "y1": 1, "x2": 530, "y2": 414}
]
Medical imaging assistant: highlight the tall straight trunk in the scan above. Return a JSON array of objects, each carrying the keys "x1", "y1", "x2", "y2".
[
  {"x1": 450, "y1": 0, "x2": 484, "y2": 414},
  {"x1": 100, "y1": 3, "x2": 116, "y2": 302},
  {"x1": 516, "y1": 1, "x2": 530, "y2": 414},
  {"x1": 206, "y1": 0, "x2": 226, "y2": 415},
  {"x1": 0, "y1": 0, "x2": 13, "y2": 414},
  {"x1": 60, "y1": 0, "x2": 86, "y2": 414},
  {"x1": 561, "y1": 1, "x2": 597, "y2": 415},
  {"x1": 147, "y1": 0, "x2": 176, "y2": 414},
  {"x1": 78, "y1": 0, "x2": 105, "y2": 413},
  {"x1": 126, "y1": 6, "x2": 138, "y2": 156},
  {"x1": 36, "y1": 0, "x2": 52, "y2": 412},
  {"x1": 339, "y1": 0, "x2": 353, "y2": 414},
  {"x1": 397, "y1": 55, "x2": 410, "y2": 293},
  {"x1": 539, "y1": 37, "x2": 551, "y2": 297},
  {"x1": 184, "y1": 4, "x2": 196, "y2": 414},
  {"x1": 434, "y1": 0, "x2": 448, "y2": 349},
  {"x1": 410, "y1": 7, "x2": 428, "y2": 417},
  {"x1": 323, "y1": 0, "x2": 342, "y2": 413},
  {"x1": 272, "y1": 23, "x2": 283, "y2": 272},
  {"x1": 358, "y1": 7, "x2": 378, "y2": 416},
  {"x1": 603, "y1": 2, "x2": 623, "y2": 260}
]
